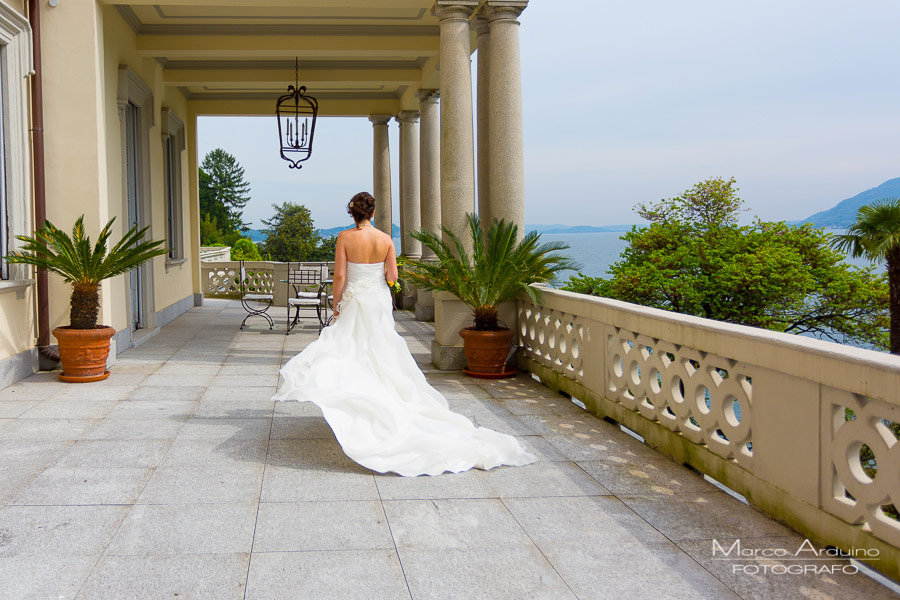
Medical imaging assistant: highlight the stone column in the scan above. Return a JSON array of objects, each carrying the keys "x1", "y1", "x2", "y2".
[
  {"x1": 417, "y1": 90, "x2": 441, "y2": 260},
  {"x1": 397, "y1": 111, "x2": 422, "y2": 259},
  {"x1": 415, "y1": 90, "x2": 441, "y2": 322},
  {"x1": 369, "y1": 115, "x2": 393, "y2": 235},
  {"x1": 435, "y1": 0, "x2": 478, "y2": 250},
  {"x1": 486, "y1": 1, "x2": 527, "y2": 235},
  {"x1": 432, "y1": 1, "x2": 478, "y2": 369},
  {"x1": 474, "y1": 15, "x2": 491, "y2": 224}
]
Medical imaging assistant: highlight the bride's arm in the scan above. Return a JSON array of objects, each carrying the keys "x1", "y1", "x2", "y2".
[
  {"x1": 385, "y1": 240, "x2": 398, "y2": 284},
  {"x1": 332, "y1": 232, "x2": 348, "y2": 315}
]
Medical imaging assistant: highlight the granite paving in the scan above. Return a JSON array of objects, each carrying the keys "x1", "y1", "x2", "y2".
[{"x1": 0, "y1": 299, "x2": 896, "y2": 599}]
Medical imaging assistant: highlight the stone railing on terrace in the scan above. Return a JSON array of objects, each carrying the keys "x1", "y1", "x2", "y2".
[
  {"x1": 200, "y1": 260, "x2": 334, "y2": 307},
  {"x1": 517, "y1": 286, "x2": 900, "y2": 580},
  {"x1": 199, "y1": 246, "x2": 231, "y2": 262}
]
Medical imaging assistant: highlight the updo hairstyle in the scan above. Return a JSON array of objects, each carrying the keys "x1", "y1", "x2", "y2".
[{"x1": 347, "y1": 191, "x2": 376, "y2": 223}]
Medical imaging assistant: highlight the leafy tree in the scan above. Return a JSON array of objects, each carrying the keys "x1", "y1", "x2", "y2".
[
  {"x1": 831, "y1": 198, "x2": 900, "y2": 354},
  {"x1": 200, "y1": 149, "x2": 251, "y2": 233},
  {"x1": 309, "y1": 235, "x2": 338, "y2": 262},
  {"x1": 230, "y1": 238, "x2": 262, "y2": 261},
  {"x1": 259, "y1": 202, "x2": 322, "y2": 262},
  {"x1": 563, "y1": 177, "x2": 890, "y2": 350},
  {"x1": 199, "y1": 213, "x2": 224, "y2": 246}
]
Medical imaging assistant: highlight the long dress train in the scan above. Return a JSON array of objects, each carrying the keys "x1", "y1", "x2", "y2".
[{"x1": 273, "y1": 261, "x2": 536, "y2": 477}]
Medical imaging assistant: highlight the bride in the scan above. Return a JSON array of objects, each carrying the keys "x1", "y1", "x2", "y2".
[{"x1": 273, "y1": 191, "x2": 536, "y2": 476}]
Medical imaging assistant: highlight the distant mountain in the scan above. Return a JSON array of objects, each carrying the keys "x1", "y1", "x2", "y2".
[
  {"x1": 319, "y1": 224, "x2": 400, "y2": 238},
  {"x1": 245, "y1": 224, "x2": 400, "y2": 241},
  {"x1": 801, "y1": 178, "x2": 900, "y2": 228},
  {"x1": 528, "y1": 224, "x2": 636, "y2": 234}
]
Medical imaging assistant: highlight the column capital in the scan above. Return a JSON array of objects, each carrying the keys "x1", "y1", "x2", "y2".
[
  {"x1": 368, "y1": 114, "x2": 392, "y2": 126},
  {"x1": 397, "y1": 110, "x2": 420, "y2": 124},
  {"x1": 433, "y1": 0, "x2": 478, "y2": 21},
  {"x1": 416, "y1": 89, "x2": 440, "y2": 103},
  {"x1": 472, "y1": 15, "x2": 491, "y2": 37},
  {"x1": 484, "y1": 0, "x2": 528, "y2": 23}
]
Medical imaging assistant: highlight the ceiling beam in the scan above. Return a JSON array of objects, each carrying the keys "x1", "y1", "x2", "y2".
[
  {"x1": 189, "y1": 96, "x2": 402, "y2": 117},
  {"x1": 102, "y1": 0, "x2": 430, "y2": 7},
  {"x1": 136, "y1": 33, "x2": 438, "y2": 59},
  {"x1": 163, "y1": 67, "x2": 421, "y2": 87}
]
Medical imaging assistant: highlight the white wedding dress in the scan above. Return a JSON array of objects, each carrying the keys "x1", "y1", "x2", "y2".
[{"x1": 273, "y1": 261, "x2": 536, "y2": 477}]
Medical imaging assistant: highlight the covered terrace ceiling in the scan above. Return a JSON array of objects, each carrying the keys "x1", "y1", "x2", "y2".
[{"x1": 106, "y1": 1, "x2": 462, "y2": 116}]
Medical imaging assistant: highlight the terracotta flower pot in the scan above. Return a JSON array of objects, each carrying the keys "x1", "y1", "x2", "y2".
[
  {"x1": 459, "y1": 327, "x2": 517, "y2": 379},
  {"x1": 52, "y1": 326, "x2": 115, "y2": 383}
]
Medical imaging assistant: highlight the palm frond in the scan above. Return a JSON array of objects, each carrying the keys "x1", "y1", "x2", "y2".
[{"x1": 4, "y1": 215, "x2": 167, "y2": 285}]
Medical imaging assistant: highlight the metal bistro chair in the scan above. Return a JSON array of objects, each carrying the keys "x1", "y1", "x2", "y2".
[
  {"x1": 239, "y1": 260, "x2": 274, "y2": 330},
  {"x1": 286, "y1": 263, "x2": 333, "y2": 334}
]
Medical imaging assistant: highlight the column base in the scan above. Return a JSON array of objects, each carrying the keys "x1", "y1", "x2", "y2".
[
  {"x1": 401, "y1": 283, "x2": 418, "y2": 310},
  {"x1": 415, "y1": 302, "x2": 434, "y2": 322},
  {"x1": 431, "y1": 339, "x2": 467, "y2": 371}
]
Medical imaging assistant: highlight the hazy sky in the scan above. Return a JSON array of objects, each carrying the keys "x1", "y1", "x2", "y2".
[{"x1": 199, "y1": 0, "x2": 900, "y2": 230}]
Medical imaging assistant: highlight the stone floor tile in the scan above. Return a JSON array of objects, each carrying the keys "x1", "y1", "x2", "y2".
[
  {"x1": 105, "y1": 399, "x2": 196, "y2": 420},
  {"x1": 0, "y1": 400, "x2": 39, "y2": 418},
  {"x1": 0, "y1": 504, "x2": 129, "y2": 558},
  {"x1": 193, "y1": 399, "x2": 275, "y2": 419},
  {"x1": 265, "y1": 438, "x2": 369, "y2": 474},
  {"x1": 217, "y1": 364, "x2": 280, "y2": 377},
  {"x1": 577, "y1": 452, "x2": 718, "y2": 497},
  {"x1": 77, "y1": 553, "x2": 250, "y2": 600},
  {"x1": 620, "y1": 492, "x2": 795, "y2": 541},
  {"x1": 512, "y1": 435, "x2": 569, "y2": 462},
  {"x1": 154, "y1": 363, "x2": 223, "y2": 376},
  {"x1": 202, "y1": 385, "x2": 278, "y2": 402},
  {"x1": 126, "y1": 385, "x2": 206, "y2": 402},
  {"x1": 477, "y1": 374, "x2": 565, "y2": 400},
  {"x1": 272, "y1": 399, "x2": 323, "y2": 416},
  {"x1": 83, "y1": 417, "x2": 184, "y2": 440},
  {"x1": 11, "y1": 467, "x2": 152, "y2": 506},
  {"x1": 138, "y1": 464, "x2": 264, "y2": 504},
  {"x1": 0, "y1": 418, "x2": 97, "y2": 441},
  {"x1": 0, "y1": 468, "x2": 41, "y2": 505},
  {"x1": 141, "y1": 373, "x2": 217, "y2": 388},
  {"x1": 269, "y1": 416, "x2": 336, "y2": 439},
  {"x1": 253, "y1": 500, "x2": 393, "y2": 552},
  {"x1": 53, "y1": 384, "x2": 137, "y2": 401},
  {"x1": 0, "y1": 439, "x2": 73, "y2": 469},
  {"x1": 676, "y1": 536, "x2": 900, "y2": 600},
  {"x1": 502, "y1": 495, "x2": 673, "y2": 552},
  {"x1": 0, "y1": 383, "x2": 63, "y2": 401},
  {"x1": 0, "y1": 554, "x2": 99, "y2": 600},
  {"x1": 543, "y1": 547, "x2": 739, "y2": 600},
  {"x1": 479, "y1": 461, "x2": 610, "y2": 498},
  {"x1": 55, "y1": 439, "x2": 172, "y2": 468},
  {"x1": 375, "y1": 469, "x2": 492, "y2": 500},
  {"x1": 162, "y1": 436, "x2": 268, "y2": 468},
  {"x1": 19, "y1": 399, "x2": 118, "y2": 420},
  {"x1": 105, "y1": 503, "x2": 257, "y2": 555},
  {"x1": 177, "y1": 416, "x2": 272, "y2": 440},
  {"x1": 209, "y1": 374, "x2": 279, "y2": 388},
  {"x1": 397, "y1": 545, "x2": 576, "y2": 600},
  {"x1": 383, "y1": 498, "x2": 532, "y2": 550},
  {"x1": 493, "y1": 395, "x2": 588, "y2": 416},
  {"x1": 245, "y1": 550, "x2": 410, "y2": 600},
  {"x1": 261, "y1": 464, "x2": 378, "y2": 502}
]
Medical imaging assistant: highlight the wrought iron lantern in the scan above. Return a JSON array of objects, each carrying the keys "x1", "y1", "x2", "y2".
[{"x1": 276, "y1": 59, "x2": 318, "y2": 169}]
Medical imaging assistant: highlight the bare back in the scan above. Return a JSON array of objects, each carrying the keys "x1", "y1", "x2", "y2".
[{"x1": 340, "y1": 226, "x2": 393, "y2": 264}]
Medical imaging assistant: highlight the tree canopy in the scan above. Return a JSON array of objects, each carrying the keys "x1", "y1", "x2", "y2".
[
  {"x1": 563, "y1": 177, "x2": 890, "y2": 350},
  {"x1": 260, "y1": 202, "x2": 326, "y2": 262},
  {"x1": 200, "y1": 148, "x2": 251, "y2": 235},
  {"x1": 831, "y1": 198, "x2": 900, "y2": 353}
]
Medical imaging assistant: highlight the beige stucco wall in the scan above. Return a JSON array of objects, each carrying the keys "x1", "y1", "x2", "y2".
[
  {"x1": 32, "y1": 1, "x2": 194, "y2": 347},
  {"x1": 0, "y1": 0, "x2": 34, "y2": 364},
  {"x1": 100, "y1": 5, "x2": 194, "y2": 324}
]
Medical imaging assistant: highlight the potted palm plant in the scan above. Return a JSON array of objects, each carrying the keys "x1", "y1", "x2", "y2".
[
  {"x1": 403, "y1": 214, "x2": 578, "y2": 378},
  {"x1": 6, "y1": 216, "x2": 167, "y2": 382}
]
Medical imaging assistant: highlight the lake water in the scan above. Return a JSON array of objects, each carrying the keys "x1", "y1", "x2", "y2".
[{"x1": 395, "y1": 228, "x2": 884, "y2": 285}]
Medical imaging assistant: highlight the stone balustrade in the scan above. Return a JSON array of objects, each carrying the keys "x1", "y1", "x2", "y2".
[
  {"x1": 518, "y1": 285, "x2": 900, "y2": 580},
  {"x1": 200, "y1": 260, "x2": 334, "y2": 307},
  {"x1": 199, "y1": 246, "x2": 231, "y2": 262}
]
